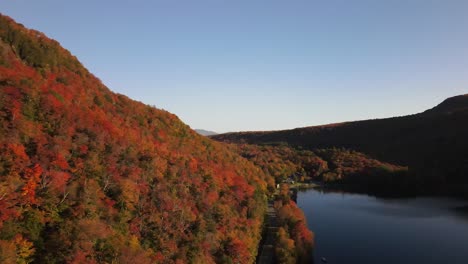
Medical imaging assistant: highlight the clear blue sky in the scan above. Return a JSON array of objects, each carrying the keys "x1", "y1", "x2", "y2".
[{"x1": 1, "y1": 0, "x2": 468, "y2": 133}]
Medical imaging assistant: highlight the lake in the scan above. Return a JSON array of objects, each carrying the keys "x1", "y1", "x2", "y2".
[{"x1": 297, "y1": 188, "x2": 468, "y2": 264}]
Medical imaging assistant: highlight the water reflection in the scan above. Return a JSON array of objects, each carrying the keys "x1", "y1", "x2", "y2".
[{"x1": 298, "y1": 188, "x2": 468, "y2": 264}]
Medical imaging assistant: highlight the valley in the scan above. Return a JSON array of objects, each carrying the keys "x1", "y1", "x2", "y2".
[{"x1": 1, "y1": 6, "x2": 468, "y2": 264}]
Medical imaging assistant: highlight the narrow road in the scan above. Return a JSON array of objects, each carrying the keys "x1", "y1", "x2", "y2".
[{"x1": 257, "y1": 200, "x2": 279, "y2": 264}]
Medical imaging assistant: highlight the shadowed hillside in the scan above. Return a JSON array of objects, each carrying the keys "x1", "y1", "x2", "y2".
[
  {"x1": 0, "y1": 14, "x2": 274, "y2": 263},
  {"x1": 213, "y1": 95, "x2": 468, "y2": 196}
]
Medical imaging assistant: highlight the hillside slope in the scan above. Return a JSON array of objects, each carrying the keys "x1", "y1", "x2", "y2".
[
  {"x1": 0, "y1": 14, "x2": 271, "y2": 263},
  {"x1": 214, "y1": 95, "x2": 468, "y2": 194}
]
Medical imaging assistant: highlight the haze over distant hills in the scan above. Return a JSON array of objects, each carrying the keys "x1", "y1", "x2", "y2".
[{"x1": 195, "y1": 129, "x2": 218, "y2": 136}]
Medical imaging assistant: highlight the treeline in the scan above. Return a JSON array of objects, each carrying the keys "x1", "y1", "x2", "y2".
[
  {"x1": 314, "y1": 148, "x2": 415, "y2": 196},
  {"x1": 274, "y1": 184, "x2": 313, "y2": 264},
  {"x1": 229, "y1": 143, "x2": 411, "y2": 196},
  {"x1": 0, "y1": 15, "x2": 85, "y2": 75},
  {"x1": 229, "y1": 144, "x2": 326, "y2": 185},
  {"x1": 0, "y1": 14, "x2": 269, "y2": 263},
  {"x1": 225, "y1": 144, "x2": 316, "y2": 262},
  {"x1": 214, "y1": 94, "x2": 468, "y2": 197}
]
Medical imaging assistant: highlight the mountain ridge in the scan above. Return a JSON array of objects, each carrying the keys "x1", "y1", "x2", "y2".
[
  {"x1": 214, "y1": 93, "x2": 468, "y2": 136},
  {"x1": 423, "y1": 94, "x2": 468, "y2": 115},
  {"x1": 0, "y1": 14, "x2": 271, "y2": 263},
  {"x1": 213, "y1": 94, "x2": 468, "y2": 196}
]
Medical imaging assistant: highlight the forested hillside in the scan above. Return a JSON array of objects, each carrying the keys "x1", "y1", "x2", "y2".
[
  {"x1": 214, "y1": 96, "x2": 468, "y2": 196},
  {"x1": 0, "y1": 14, "x2": 273, "y2": 263}
]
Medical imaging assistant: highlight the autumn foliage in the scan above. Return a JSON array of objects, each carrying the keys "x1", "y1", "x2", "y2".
[
  {"x1": 220, "y1": 141, "x2": 418, "y2": 196},
  {"x1": 0, "y1": 14, "x2": 269, "y2": 263},
  {"x1": 228, "y1": 143, "x2": 328, "y2": 185},
  {"x1": 213, "y1": 95, "x2": 468, "y2": 197},
  {"x1": 274, "y1": 184, "x2": 313, "y2": 264},
  {"x1": 223, "y1": 144, "x2": 316, "y2": 263}
]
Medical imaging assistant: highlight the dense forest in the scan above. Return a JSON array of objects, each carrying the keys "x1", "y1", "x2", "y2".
[
  {"x1": 214, "y1": 95, "x2": 468, "y2": 197},
  {"x1": 226, "y1": 143, "x2": 410, "y2": 196},
  {"x1": 274, "y1": 184, "x2": 313, "y2": 264},
  {"x1": 0, "y1": 14, "x2": 316, "y2": 263}
]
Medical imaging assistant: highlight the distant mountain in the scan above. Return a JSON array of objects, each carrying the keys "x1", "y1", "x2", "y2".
[
  {"x1": 213, "y1": 94, "x2": 468, "y2": 196},
  {"x1": 195, "y1": 129, "x2": 218, "y2": 136},
  {"x1": 0, "y1": 14, "x2": 270, "y2": 263}
]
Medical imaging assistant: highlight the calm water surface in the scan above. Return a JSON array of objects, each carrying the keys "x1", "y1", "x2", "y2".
[{"x1": 297, "y1": 188, "x2": 468, "y2": 264}]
